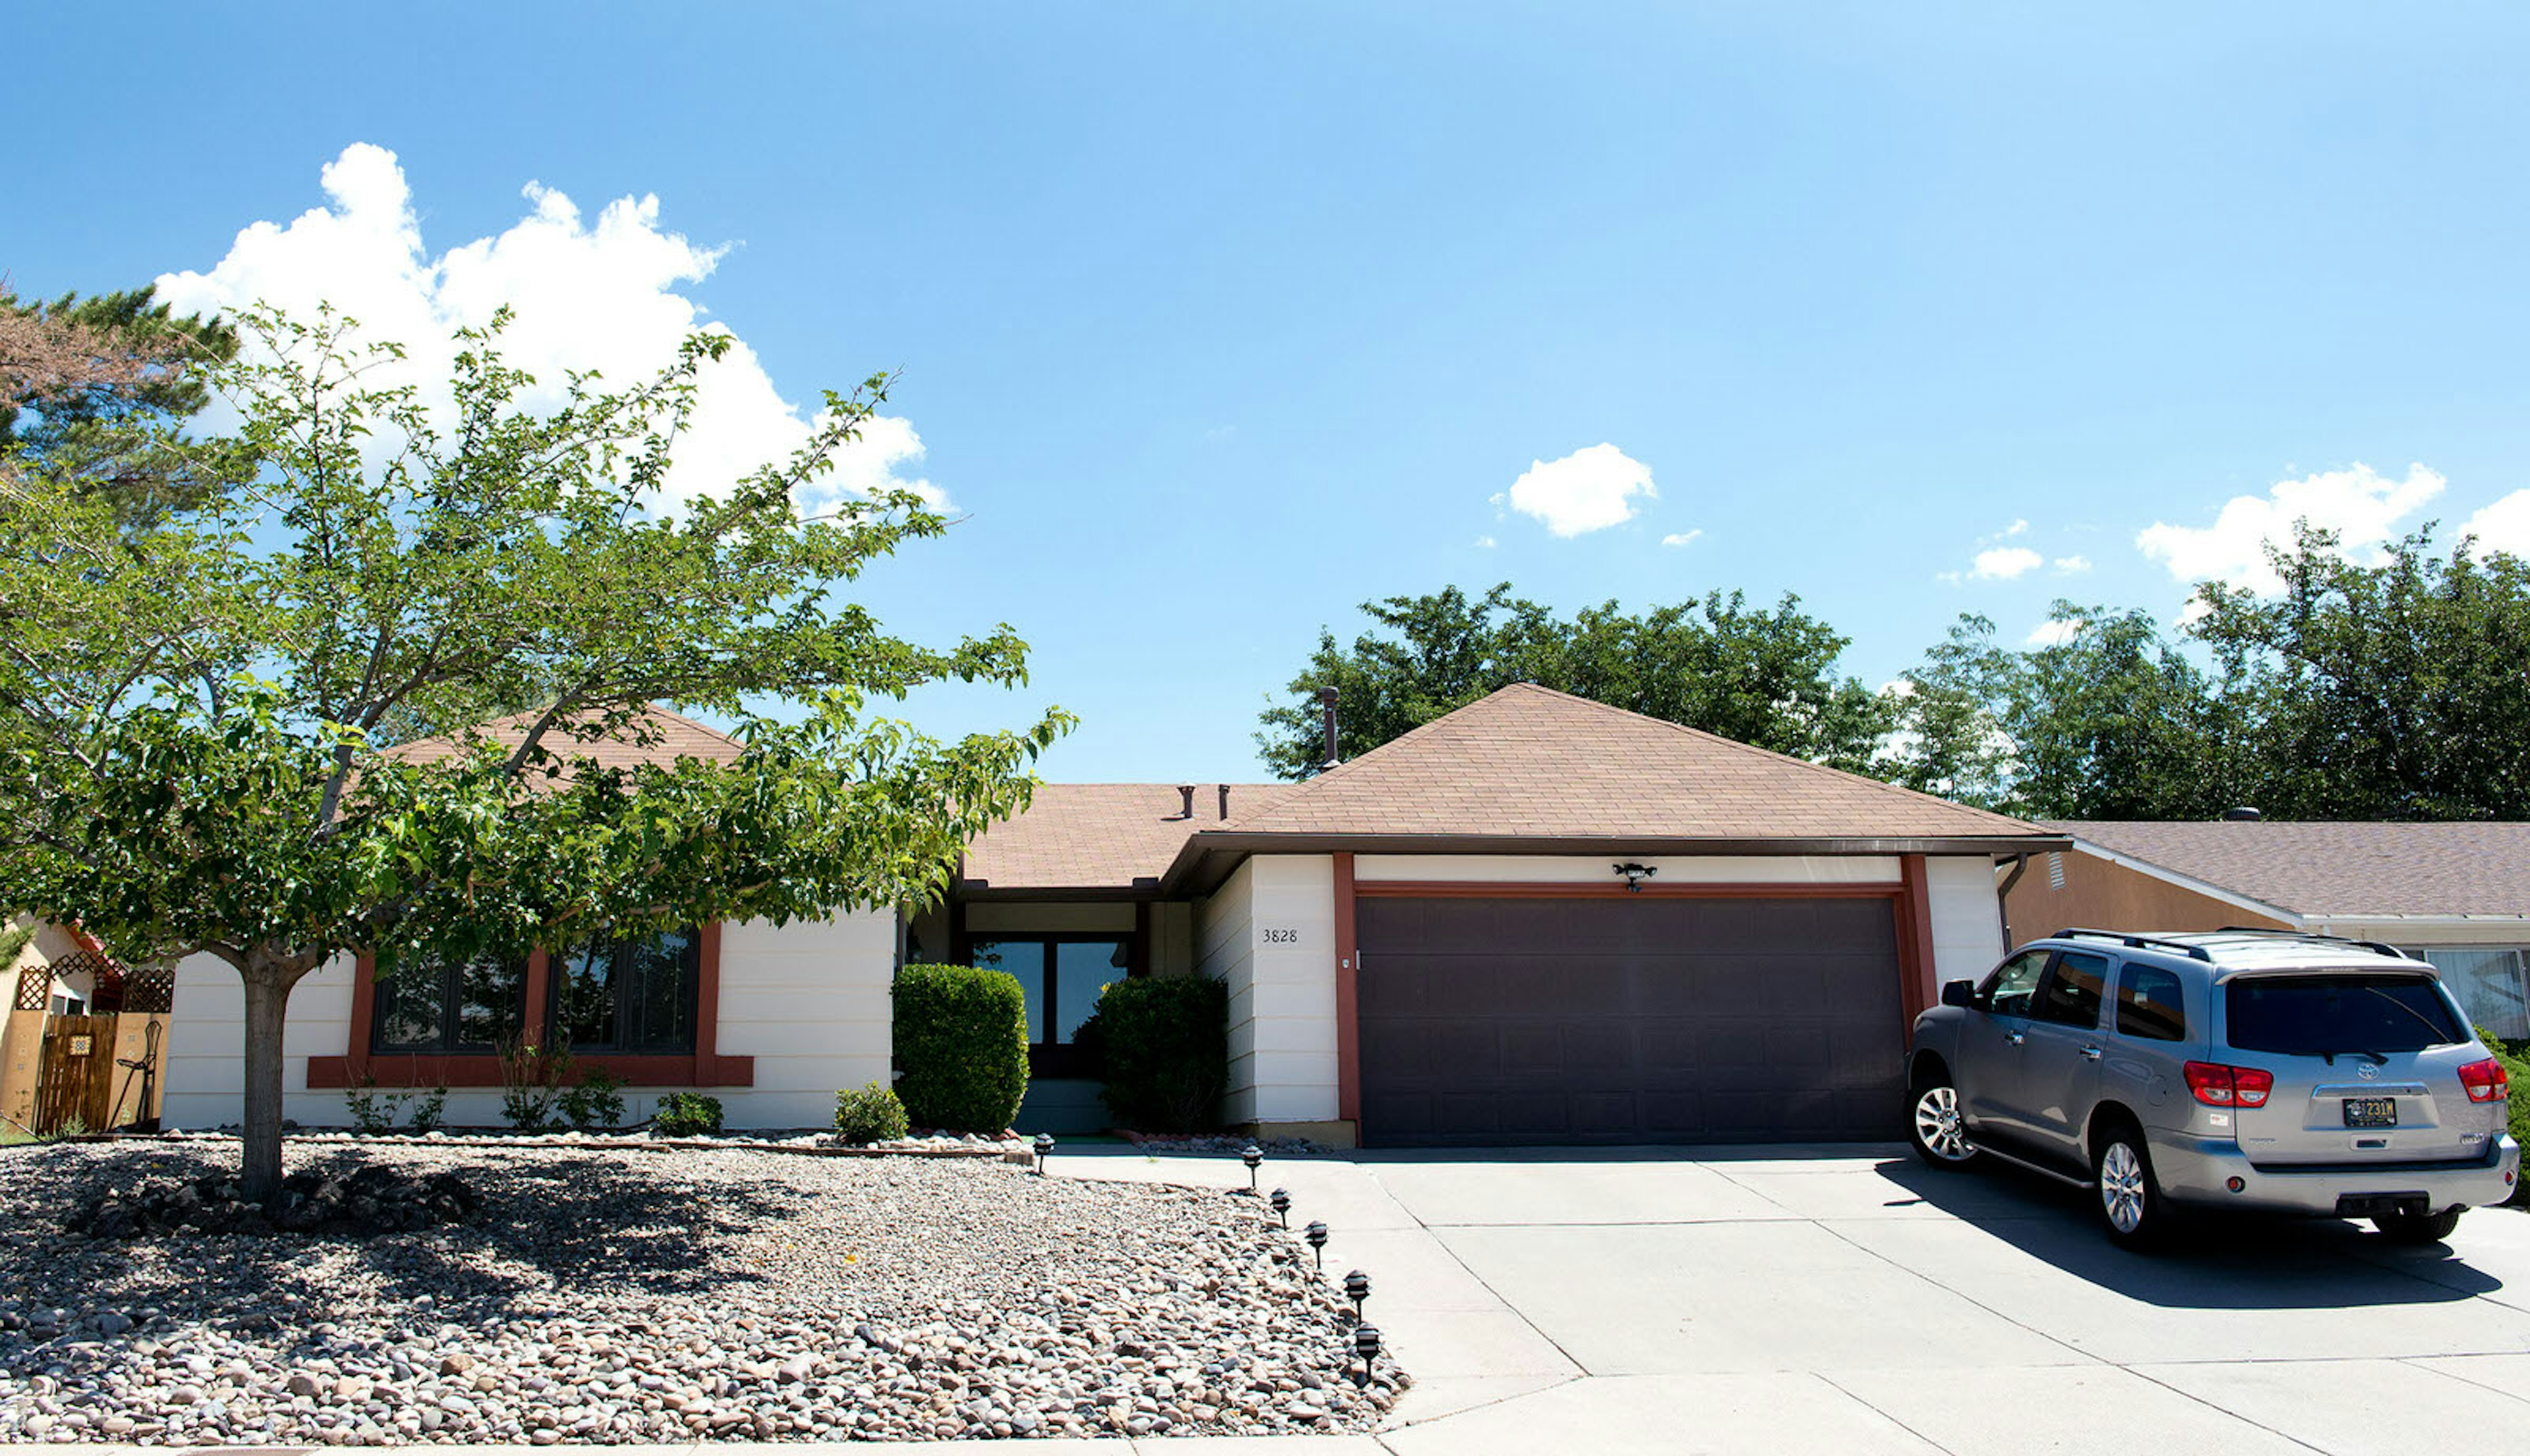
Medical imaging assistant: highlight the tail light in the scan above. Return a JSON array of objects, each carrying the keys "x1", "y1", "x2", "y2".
[
  {"x1": 2458, "y1": 1057, "x2": 2512, "y2": 1104},
  {"x1": 2185, "y1": 1061, "x2": 2275, "y2": 1108}
]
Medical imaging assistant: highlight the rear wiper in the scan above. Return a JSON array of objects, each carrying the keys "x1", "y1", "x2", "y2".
[{"x1": 2305, "y1": 1049, "x2": 2392, "y2": 1066}]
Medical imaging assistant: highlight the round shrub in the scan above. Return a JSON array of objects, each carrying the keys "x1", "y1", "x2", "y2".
[
  {"x1": 891, "y1": 963, "x2": 1029, "y2": 1134},
  {"x1": 833, "y1": 1082, "x2": 911, "y2": 1144},
  {"x1": 1092, "y1": 974, "x2": 1228, "y2": 1133},
  {"x1": 652, "y1": 1092, "x2": 723, "y2": 1138}
]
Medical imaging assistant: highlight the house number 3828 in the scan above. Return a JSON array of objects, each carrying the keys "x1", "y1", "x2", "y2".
[{"x1": 1262, "y1": 928, "x2": 1301, "y2": 944}]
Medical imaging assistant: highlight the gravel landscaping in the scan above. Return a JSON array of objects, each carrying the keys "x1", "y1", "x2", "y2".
[{"x1": 0, "y1": 1141, "x2": 1405, "y2": 1443}]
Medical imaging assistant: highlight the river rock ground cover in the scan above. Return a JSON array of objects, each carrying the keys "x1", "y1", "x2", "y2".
[{"x1": 0, "y1": 1140, "x2": 1403, "y2": 1443}]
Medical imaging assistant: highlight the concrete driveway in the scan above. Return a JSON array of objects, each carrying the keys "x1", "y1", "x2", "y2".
[{"x1": 1065, "y1": 1144, "x2": 2530, "y2": 1455}]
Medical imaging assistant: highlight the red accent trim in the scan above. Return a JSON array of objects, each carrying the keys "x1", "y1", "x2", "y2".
[
  {"x1": 1896, "y1": 854, "x2": 1940, "y2": 1024},
  {"x1": 323, "y1": 925, "x2": 746, "y2": 1092},
  {"x1": 1352, "y1": 880, "x2": 1902, "y2": 899},
  {"x1": 522, "y1": 946, "x2": 553, "y2": 1047},
  {"x1": 1333, "y1": 852, "x2": 1360, "y2": 1123}
]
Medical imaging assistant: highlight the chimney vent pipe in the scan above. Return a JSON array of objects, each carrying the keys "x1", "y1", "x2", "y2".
[
  {"x1": 1318, "y1": 685, "x2": 1342, "y2": 772},
  {"x1": 1218, "y1": 784, "x2": 1231, "y2": 820},
  {"x1": 1177, "y1": 785, "x2": 1196, "y2": 819}
]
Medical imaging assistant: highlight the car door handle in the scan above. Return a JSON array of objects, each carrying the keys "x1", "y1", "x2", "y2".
[
  {"x1": 2006, "y1": 1030, "x2": 2025, "y2": 1046},
  {"x1": 2079, "y1": 1045, "x2": 2103, "y2": 1061}
]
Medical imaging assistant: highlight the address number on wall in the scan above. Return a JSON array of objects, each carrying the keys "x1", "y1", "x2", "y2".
[{"x1": 1262, "y1": 928, "x2": 1302, "y2": 944}]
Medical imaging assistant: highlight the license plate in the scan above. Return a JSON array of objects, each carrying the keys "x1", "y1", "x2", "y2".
[{"x1": 2342, "y1": 1097, "x2": 2399, "y2": 1129}]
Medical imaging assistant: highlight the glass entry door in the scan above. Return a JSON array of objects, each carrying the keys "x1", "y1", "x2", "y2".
[{"x1": 967, "y1": 936, "x2": 1133, "y2": 1078}]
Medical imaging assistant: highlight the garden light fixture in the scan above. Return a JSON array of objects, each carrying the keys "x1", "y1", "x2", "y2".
[
  {"x1": 1305, "y1": 1219, "x2": 1329, "y2": 1270},
  {"x1": 1241, "y1": 1143, "x2": 1264, "y2": 1192},
  {"x1": 1033, "y1": 1132, "x2": 1054, "y2": 1175},
  {"x1": 1269, "y1": 1187, "x2": 1291, "y2": 1228},
  {"x1": 1343, "y1": 1270, "x2": 1370, "y2": 1319},
  {"x1": 1351, "y1": 1324, "x2": 1382, "y2": 1387}
]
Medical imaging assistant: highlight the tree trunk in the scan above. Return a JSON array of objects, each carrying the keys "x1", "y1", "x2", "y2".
[{"x1": 238, "y1": 959, "x2": 300, "y2": 1205}]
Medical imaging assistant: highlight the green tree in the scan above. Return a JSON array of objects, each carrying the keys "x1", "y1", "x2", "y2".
[
  {"x1": 1, "y1": 285, "x2": 242, "y2": 528},
  {"x1": 0, "y1": 305, "x2": 1067, "y2": 1200},
  {"x1": 1256, "y1": 583, "x2": 1890, "y2": 777}
]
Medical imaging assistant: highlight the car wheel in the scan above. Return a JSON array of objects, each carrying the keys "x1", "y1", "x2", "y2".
[
  {"x1": 1908, "y1": 1080, "x2": 1979, "y2": 1169},
  {"x1": 2373, "y1": 1208, "x2": 2463, "y2": 1245},
  {"x1": 2092, "y1": 1125, "x2": 2170, "y2": 1249}
]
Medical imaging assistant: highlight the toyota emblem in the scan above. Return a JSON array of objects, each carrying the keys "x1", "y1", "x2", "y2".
[{"x1": 2356, "y1": 1061, "x2": 2380, "y2": 1080}]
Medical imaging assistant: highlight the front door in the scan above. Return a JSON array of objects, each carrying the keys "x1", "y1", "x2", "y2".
[
  {"x1": 2017, "y1": 949, "x2": 2110, "y2": 1163},
  {"x1": 1961, "y1": 949, "x2": 2050, "y2": 1144},
  {"x1": 967, "y1": 936, "x2": 1133, "y2": 1078}
]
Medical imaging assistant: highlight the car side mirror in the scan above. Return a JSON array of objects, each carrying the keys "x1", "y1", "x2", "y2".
[{"x1": 1941, "y1": 980, "x2": 1976, "y2": 1009}]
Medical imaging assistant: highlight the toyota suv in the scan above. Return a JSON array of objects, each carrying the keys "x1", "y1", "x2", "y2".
[{"x1": 1906, "y1": 928, "x2": 2520, "y2": 1248}]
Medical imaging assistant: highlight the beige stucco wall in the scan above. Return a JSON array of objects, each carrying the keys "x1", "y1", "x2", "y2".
[{"x1": 2000, "y1": 848, "x2": 2292, "y2": 949}]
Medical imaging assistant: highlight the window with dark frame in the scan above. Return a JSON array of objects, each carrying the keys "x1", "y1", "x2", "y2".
[
  {"x1": 369, "y1": 949, "x2": 531, "y2": 1053},
  {"x1": 551, "y1": 928, "x2": 702, "y2": 1054},
  {"x1": 967, "y1": 934, "x2": 1134, "y2": 1059}
]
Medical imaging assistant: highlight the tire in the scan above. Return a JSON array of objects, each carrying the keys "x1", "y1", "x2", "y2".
[
  {"x1": 2373, "y1": 1208, "x2": 2463, "y2": 1245},
  {"x1": 1907, "y1": 1078, "x2": 1979, "y2": 1170},
  {"x1": 2091, "y1": 1123, "x2": 2172, "y2": 1250}
]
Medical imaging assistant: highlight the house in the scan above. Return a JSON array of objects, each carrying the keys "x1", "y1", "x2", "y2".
[
  {"x1": 3, "y1": 918, "x2": 173, "y2": 1135},
  {"x1": 161, "y1": 685, "x2": 2067, "y2": 1144},
  {"x1": 2002, "y1": 817, "x2": 2530, "y2": 1042}
]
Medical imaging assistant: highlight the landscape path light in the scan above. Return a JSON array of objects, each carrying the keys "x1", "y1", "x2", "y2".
[
  {"x1": 1351, "y1": 1324, "x2": 1382, "y2": 1388},
  {"x1": 1269, "y1": 1188, "x2": 1291, "y2": 1229},
  {"x1": 1033, "y1": 1133, "x2": 1054, "y2": 1176},
  {"x1": 1305, "y1": 1219, "x2": 1329, "y2": 1270},
  {"x1": 1241, "y1": 1143, "x2": 1263, "y2": 1193},
  {"x1": 1343, "y1": 1270, "x2": 1370, "y2": 1320}
]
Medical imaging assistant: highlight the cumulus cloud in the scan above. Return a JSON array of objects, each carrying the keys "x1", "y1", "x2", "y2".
[
  {"x1": 2135, "y1": 462, "x2": 2444, "y2": 594},
  {"x1": 1500, "y1": 443, "x2": 1656, "y2": 537},
  {"x1": 1971, "y1": 546, "x2": 2043, "y2": 580},
  {"x1": 2460, "y1": 490, "x2": 2530, "y2": 559},
  {"x1": 2025, "y1": 618, "x2": 2085, "y2": 648},
  {"x1": 2053, "y1": 555, "x2": 2092, "y2": 574},
  {"x1": 1660, "y1": 530, "x2": 1702, "y2": 548},
  {"x1": 154, "y1": 142, "x2": 934, "y2": 517}
]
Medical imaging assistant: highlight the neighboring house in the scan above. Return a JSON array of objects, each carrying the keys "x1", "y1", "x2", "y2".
[
  {"x1": 3, "y1": 917, "x2": 173, "y2": 1134},
  {"x1": 2003, "y1": 818, "x2": 2530, "y2": 1042},
  {"x1": 163, "y1": 685, "x2": 2067, "y2": 1145}
]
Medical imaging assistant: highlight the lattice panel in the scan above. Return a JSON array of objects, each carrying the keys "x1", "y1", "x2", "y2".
[
  {"x1": 12, "y1": 963, "x2": 47, "y2": 1013},
  {"x1": 117, "y1": 962, "x2": 177, "y2": 1015}
]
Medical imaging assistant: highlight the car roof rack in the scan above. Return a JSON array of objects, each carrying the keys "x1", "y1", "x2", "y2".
[
  {"x1": 2049, "y1": 928, "x2": 2214, "y2": 962},
  {"x1": 2210, "y1": 926, "x2": 2407, "y2": 959}
]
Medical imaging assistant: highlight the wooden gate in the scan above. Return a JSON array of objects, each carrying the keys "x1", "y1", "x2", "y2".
[{"x1": 34, "y1": 1015, "x2": 116, "y2": 1136}]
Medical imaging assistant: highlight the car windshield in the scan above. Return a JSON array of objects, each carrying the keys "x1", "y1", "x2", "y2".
[{"x1": 2224, "y1": 974, "x2": 2465, "y2": 1056}]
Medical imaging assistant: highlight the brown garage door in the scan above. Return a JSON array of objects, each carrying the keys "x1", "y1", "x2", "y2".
[{"x1": 1357, "y1": 895, "x2": 1907, "y2": 1146}]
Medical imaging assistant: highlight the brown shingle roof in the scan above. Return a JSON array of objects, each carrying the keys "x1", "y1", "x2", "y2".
[
  {"x1": 380, "y1": 704, "x2": 746, "y2": 771},
  {"x1": 1215, "y1": 683, "x2": 2049, "y2": 843},
  {"x1": 963, "y1": 783, "x2": 1300, "y2": 893},
  {"x1": 2052, "y1": 820, "x2": 2530, "y2": 918}
]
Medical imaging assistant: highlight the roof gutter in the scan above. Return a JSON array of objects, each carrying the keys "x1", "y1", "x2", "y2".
[{"x1": 1158, "y1": 831, "x2": 2074, "y2": 899}]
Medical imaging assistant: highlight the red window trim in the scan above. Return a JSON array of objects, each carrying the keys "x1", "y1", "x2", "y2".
[{"x1": 308, "y1": 922, "x2": 752, "y2": 1090}]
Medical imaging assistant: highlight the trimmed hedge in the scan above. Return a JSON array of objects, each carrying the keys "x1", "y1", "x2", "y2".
[
  {"x1": 834, "y1": 1082, "x2": 912, "y2": 1144},
  {"x1": 893, "y1": 964, "x2": 1030, "y2": 1134},
  {"x1": 1090, "y1": 974, "x2": 1228, "y2": 1133}
]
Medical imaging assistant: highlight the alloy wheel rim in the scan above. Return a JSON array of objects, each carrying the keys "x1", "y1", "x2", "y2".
[
  {"x1": 2100, "y1": 1142, "x2": 2146, "y2": 1233},
  {"x1": 1913, "y1": 1086, "x2": 1971, "y2": 1162}
]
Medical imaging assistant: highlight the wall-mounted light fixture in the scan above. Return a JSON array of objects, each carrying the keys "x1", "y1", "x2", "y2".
[{"x1": 1614, "y1": 862, "x2": 1658, "y2": 893}]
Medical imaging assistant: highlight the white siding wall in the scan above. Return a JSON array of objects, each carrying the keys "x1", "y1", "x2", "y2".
[
  {"x1": 1197, "y1": 856, "x2": 1341, "y2": 1124},
  {"x1": 160, "y1": 910, "x2": 898, "y2": 1133},
  {"x1": 1926, "y1": 855, "x2": 2007, "y2": 987},
  {"x1": 1355, "y1": 854, "x2": 1901, "y2": 885}
]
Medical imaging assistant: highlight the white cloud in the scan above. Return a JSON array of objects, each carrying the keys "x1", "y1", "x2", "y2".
[
  {"x1": 1971, "y1": 546, "x2": 2043, "y2": 580},
  {"x1": 2460, "y1": 490, "x2": 2530, "y2": 559},
  {"x1": 2052, "y1": 554, "x2": 2092, "y2": 574},
  {"x1": 2135, "y1": 462, "x2": 2444, "y2": 594},
  {"x1": 1473, "y1": 534, "x2": 1498, "y2": 549},
  {"x1": 2002, "y1": 518, "x2": 2029, "y2": 538},
  {"x1": 1502, "y1": 443, "x2": 1656, "y2": 537},
  {"x1": 2024, "y1": 618, "x2": 2085, "y2": 647},
  {"x1": 1660, "y1": 530, "x2": 1702, "y2": 548},
  {"x1": 154, "y1": 142, "x2": 934, "y2": 517}
]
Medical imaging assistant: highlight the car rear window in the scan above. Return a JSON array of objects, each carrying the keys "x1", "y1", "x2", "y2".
[
  {"x1": 2116, "y1": 964, "x2": 2187, "y2": 1042},
  {"x1": 2224, "y1": 975, "x2": 2465, "y2": 1055}
]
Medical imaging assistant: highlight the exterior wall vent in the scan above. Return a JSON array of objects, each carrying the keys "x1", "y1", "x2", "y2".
[{"x1": 2047, "y1": 852, "x2": 2067, "y2": 891}]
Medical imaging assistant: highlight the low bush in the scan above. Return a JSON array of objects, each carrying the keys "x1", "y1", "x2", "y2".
[
  {"x1": 495, "y1": 1036, "x2": 574, "y2": 1130},
  {"x1": 653, "y1": 1091, "x2": 724, "y2": 1138},
  {"x1": 2485, "y1": 1030, "x2": 2530, "y2": 1205},
  {"x1": 892, "y1": 963, "x2": 1029, "y2": 1134},
  {"x1": 1091, "y1": 974, "x2": 1228, "y2": 1134},
  {"x1": 559, "y1": 1067, "x2": 628, "y2": 1130},
  {"x1": 833, "y1": 1082, "x2": 912, "y2": 1144}
]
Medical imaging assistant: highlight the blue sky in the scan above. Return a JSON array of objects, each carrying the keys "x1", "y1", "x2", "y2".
[{"x1": 11, "y1": 3, "x2": 2530, "y2": 779}]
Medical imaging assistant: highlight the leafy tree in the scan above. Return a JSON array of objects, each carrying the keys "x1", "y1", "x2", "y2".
[
  {"x1": 1, "y1": 285, "x2": 242, "y2": 528},
  {"x1": 1257, "y1": 583, "x2": 1890, "y2": 777},
  {"x1": 0, "y1": 305, "x2": 1067, "y2": 1200}
]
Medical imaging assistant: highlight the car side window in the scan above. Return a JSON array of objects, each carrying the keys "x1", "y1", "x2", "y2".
[
  {"x1": 2114, "y1": 963, "x2": 2188, "y2": 1042},
  {"x1": 1979, "y1": 950, "x2": 2050, "y2": 1017},
  {"x1": 2034, "y1": 951, "x2": 2109, "y2": 1029}
]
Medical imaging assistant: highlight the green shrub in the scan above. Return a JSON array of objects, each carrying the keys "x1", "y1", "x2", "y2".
[
  {"x1": 344, "y1": 1077, "x2": 409, "y2": 1135},
  {"x1": 559, "y1": 1067, "x2": 628, "y2": 1130},
  {"x1": 892, "y1": 963, "x2": 1029, "y2": 1134},
  {"x1": 495, "y1": 1035, "x2": 574, "y2": 1130},
  {"x1": 407, "y1": 1086, "x2": 448, "y2": 1134},
  {"x1": 1092, "y1": 974, "x2": 1228, "y2": 1133},
  {"x1": 833, "y1": 1082, "x2": 912, "y2": 1144},
  {"x1": 653, "y1": 1092, "x2": 724, "y2": 1138}
]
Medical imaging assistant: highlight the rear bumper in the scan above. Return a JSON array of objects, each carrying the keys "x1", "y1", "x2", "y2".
[{"x1": 2149, "y1": 1128, "x2": 2520, "y2": 1216}]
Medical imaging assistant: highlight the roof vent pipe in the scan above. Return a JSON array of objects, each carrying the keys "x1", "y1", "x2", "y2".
[
  {"x1": 1218, "y1": 784, "x2": 1231, "y2": 820},
  {"x1": 1318, "y1": 685, "x2": 1341, "y2": 772},
  {"x1": 1177, "y1": 785, "x2": 1196, "y2": 820},
  {"x1": 2222, "y1": 806, "x2": 2263, "y2": 822}
]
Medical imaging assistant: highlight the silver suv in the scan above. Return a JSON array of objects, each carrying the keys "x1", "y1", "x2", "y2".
[{"x1": 1907, "y1": 928, "x2": 2520, "y2": 1247}]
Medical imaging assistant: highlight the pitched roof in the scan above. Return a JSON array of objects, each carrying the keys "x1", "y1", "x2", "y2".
[
  {"x1": 1212, "y1": 683, "x2": 2050, "y2": 844},
  {"x1": 380, "y1": 704, "x2": 746, "y2": 771},
  {"x1": 961, "y1": 783, "x2": 1300, "y2": 895},
  {"x1": 2052, "y1": 820, "x2": 2530, "y2": 919}
]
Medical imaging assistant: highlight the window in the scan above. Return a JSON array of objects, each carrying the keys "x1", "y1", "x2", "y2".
[
  {"x1": 551, "y1": 928, "x2": 701, "y2": 1053},
  {"x1": 1980, "y1": 950, "x2": 2050, "y2": 1017},
  {"x1": 371, "y1": 949, "x2": 530, "y2": 1053},
  {"x1": 2407, "y1": 948, "x2": 2530, "y2": 1041},
  {"x1": 2035, "y1": 951, "x2": 2108, "y2": 1029},
  {"x1": 2115, "y1": 964, "x2": 2187, "y2": 1042},
  {"x1": 2225, "y1": 975, "x2": 2465, "y2": 1055},
  {"x1": 969, "y1": 935, "x2": 1133, "y2": 1059}
]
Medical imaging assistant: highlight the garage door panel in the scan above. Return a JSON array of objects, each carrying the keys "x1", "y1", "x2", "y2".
[{"x1": 1358, "y1": 894, "x2": 1905, "y2": 1146}]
